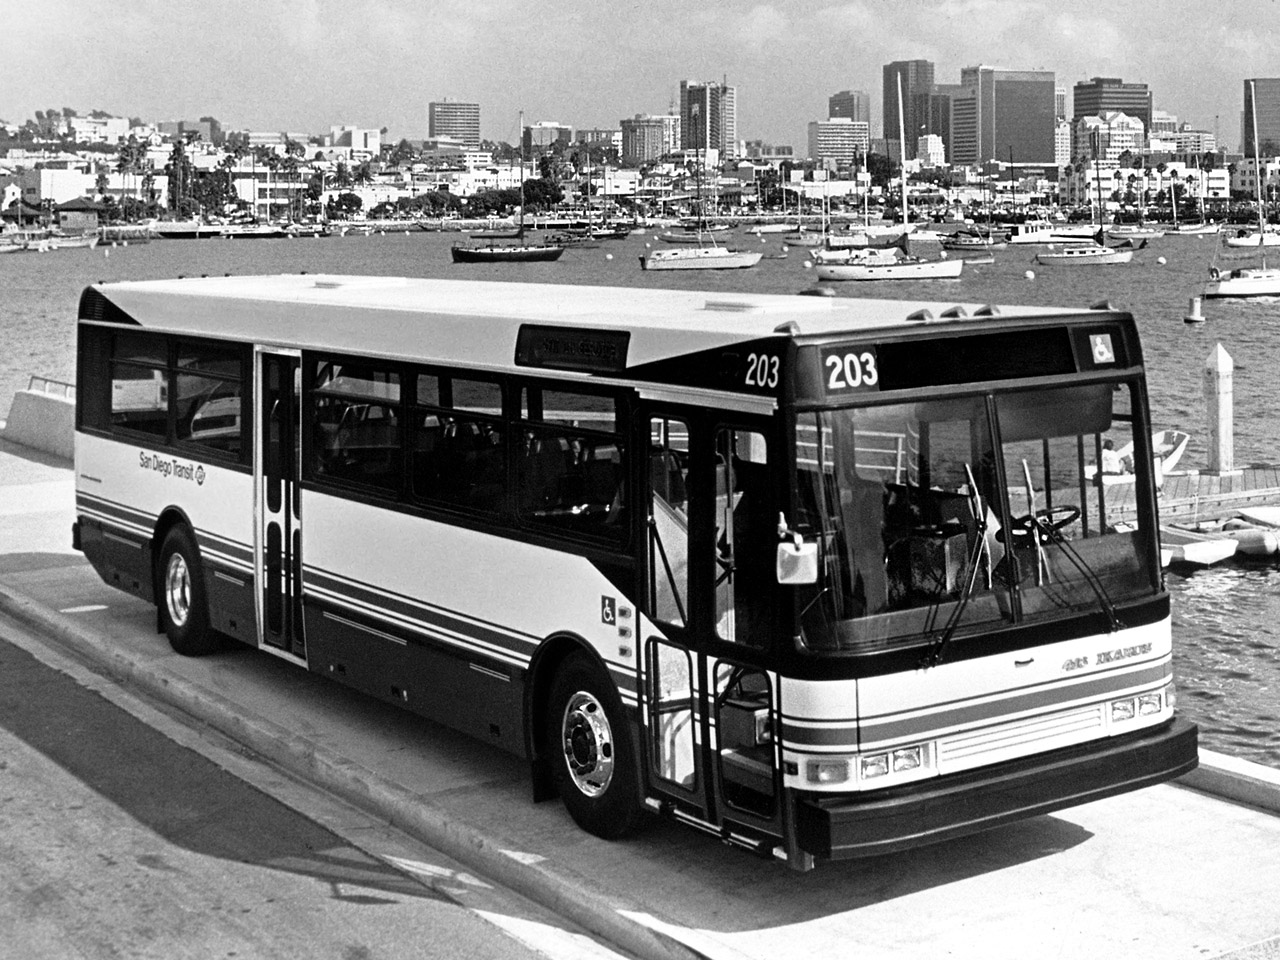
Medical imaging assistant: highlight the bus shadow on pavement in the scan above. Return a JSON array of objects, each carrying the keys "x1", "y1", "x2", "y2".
[{"x1": 0, "y1": 638, "x2": 450, "y2": 904}]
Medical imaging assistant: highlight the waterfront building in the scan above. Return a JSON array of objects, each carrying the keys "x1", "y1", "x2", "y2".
[
  {"x1": 428, "y1": 100, "x2": 480, "y2": 150},
  {"x1": 1072, "y1": 78, "x2": 1152, "y2": 143},
  {"x1": 917, "y1": 133, "x2": 945, "y2": 167},
  {"x1": 1074, "y1": 112, "x2": 1145, "y2": 162},
  {"x1": 956, "y1": 65, "x2": 1056, "y2": 165},
  {"x1": 1243, "y1": 79, "x2": 1280, "y2": 157},
  {"x1": 807, "y1": 117, "x2": 870, "y2": 166},
  {"x1": 1231, "y1": 157, "x2": 1280, "y2": 200},
  {"x1": 828, "y1": 90, "x2": 871, "y2": 125},
  {"x1": 679, "y1": 80, "x2": 737, "y2": 158},
  {"x1": 329, "y1": 127, "x2": 380, "y2": 162},
  {"x1": 523, "y1": 121, "x2": 574, "y2": 156},
  {"x1": 620, "y1": 114, "x2": 679, "y2": 166},
  {"x1": 882, "y1": 60, "x2": 934, "y2": 160},
  {"x1": 68, "y1": 115, "x2": 129, "y2": 145}
]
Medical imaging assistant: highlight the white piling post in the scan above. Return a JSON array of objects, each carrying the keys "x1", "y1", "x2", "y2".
[{"x1": 1203, "y1": 343, "x2": 1238, "y2": 476}]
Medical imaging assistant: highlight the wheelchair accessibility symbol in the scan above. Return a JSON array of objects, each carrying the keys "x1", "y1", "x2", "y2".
[{"x1": 601, "y1": 596, "x2": 616, "y2": 626}]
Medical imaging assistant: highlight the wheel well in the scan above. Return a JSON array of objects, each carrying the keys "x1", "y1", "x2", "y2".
[
  {"x1": 150, "y1": 508, "x2": 193, "y2": 594},
  {"x1": 526, "y1": 634, "x2": 596, "y2": 762}
]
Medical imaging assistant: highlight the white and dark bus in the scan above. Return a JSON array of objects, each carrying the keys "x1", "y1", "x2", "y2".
[{"x1": 73, "y1": 274, "x2": 1197, "y2": 870}]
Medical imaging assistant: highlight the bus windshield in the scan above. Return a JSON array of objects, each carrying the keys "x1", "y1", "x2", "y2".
[{"x1": 795, "y1": 380, "x2": 1159, "y2": 654}]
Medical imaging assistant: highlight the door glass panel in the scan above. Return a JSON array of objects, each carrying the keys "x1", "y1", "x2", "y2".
[
  {"x1": 714, "y1": 662, "x2": 776, "y2": 817},
  {"x1": 715, "y1": 429, "x2": 770, "y2": 645},
  {"x1": 648, "y1": 416, "x2": 690, "y2": 626},
  {"x1": 648, "y1": 639, "x2": 696, "y2": 790}
]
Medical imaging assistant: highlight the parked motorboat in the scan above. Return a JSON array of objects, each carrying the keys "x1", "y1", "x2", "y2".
[{"x1": 639, "y1": 244, "x2": 761, "y2": 271}]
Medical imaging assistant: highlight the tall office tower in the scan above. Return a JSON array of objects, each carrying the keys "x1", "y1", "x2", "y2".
[
  {"x1": 1072, "y1": 78, "x2": 1152, "y2": 137},
  {"x1": 428, "y1": 99, "x2": 481, "y2": 149},
  {"x1": 957, "y1": 65, "x2": 1056, "y2": 164},
  {"x1": 929, "y1": 84, "x2": 964, "y2": 164},
  {"x1": 1056, "y1": 86, "x2": 1067, "y2": 119},
  {"x1": 1243, "y1": 78, "x2": 1280, "y2": 156},
  {"x1": 720, "y1": 83, "x2": 738, "y2": 158},
  {"x1": 828, "y1": 90, "x2": 871, "y2": 125},
  {"x1": 620, "y1": 114, "x2": 679, "y2": 165},
  {"x1": 680, "y1": 80, "x2": 735, "y2": 157},
  {"x1": 882, "y1": 60, "x2": 935, "y2": 159}
]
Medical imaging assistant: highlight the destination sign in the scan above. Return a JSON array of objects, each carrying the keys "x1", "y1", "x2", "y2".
[{"x1": 515, "y1": 325, "x2": 630, "y2": 374}]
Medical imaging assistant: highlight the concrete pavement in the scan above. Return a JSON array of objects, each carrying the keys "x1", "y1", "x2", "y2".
[{"x1": 2, "y1": 433, "x2": 1279, "y2": 960}]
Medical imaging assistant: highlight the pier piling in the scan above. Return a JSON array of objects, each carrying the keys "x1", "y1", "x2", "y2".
[{"x1": 1204, "y1": 343, "x2": 1240, "y2": 477}]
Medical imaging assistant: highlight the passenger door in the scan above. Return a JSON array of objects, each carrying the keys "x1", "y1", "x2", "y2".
[{"x1": 255, "y1": 349, "x2": 306, "y2": 661}]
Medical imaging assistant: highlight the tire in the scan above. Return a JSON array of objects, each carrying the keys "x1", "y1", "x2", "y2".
[
  {"x1": 157, "y1": 525, "x2": 219, "y2": 656},
  {"x1": 547, "y1": 652, "x2": 644, "y2": 840}
]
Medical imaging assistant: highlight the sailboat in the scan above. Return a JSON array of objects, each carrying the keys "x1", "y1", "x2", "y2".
[
  {"x1": 814, "y1": 75, "x2": 961, "y2": 282},
  {"x1": 639, "y1": 137, "x2": 761, "y2": 271},
  {"x1": 1204, "y1": 82, "x2": 1280, "y2": 298},
  {"x1": 452, "y1": 112, "x2": 565, "y2": 264},
  {"x1": 1036, "y1": 149, "x2": 1134, "y2": 266}
]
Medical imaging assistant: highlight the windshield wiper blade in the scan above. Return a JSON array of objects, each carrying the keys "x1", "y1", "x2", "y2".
[{"x1": 1032, "y1": 517, "x2": 1124, "y2": 632}]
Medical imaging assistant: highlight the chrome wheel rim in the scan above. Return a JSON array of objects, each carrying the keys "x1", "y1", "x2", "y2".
[
  {"x1": 165, "y1": 552, "x2": 192, "y2": 628},
  {"x1": 561, "y1": 691, "x2": 614, "y2": 797}
]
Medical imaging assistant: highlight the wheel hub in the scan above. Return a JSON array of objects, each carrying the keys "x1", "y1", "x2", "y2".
[{"x1": 561, "y1": 692, "x2": 614, "y2": 797}]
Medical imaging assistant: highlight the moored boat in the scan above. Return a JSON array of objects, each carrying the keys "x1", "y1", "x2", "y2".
[
  {"x1": 813, "y1": 254, "x2": 963, "y2": 281},
  {"x1": 639, "y1": 244, "x2": 762, "y2": 271},
  {"x1": 451, "y1": 242, "x2": 566, "y2": 263},
  {"x1": 1035, "y1": 243, "x2": 1134, "y2": 265},
  {"x1": 1204, "y1": 262, "x2": 1280, "y2": 298}
]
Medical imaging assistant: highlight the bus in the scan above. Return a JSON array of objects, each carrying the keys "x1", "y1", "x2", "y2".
[{"x1": 72, "y1": 274, "x2": 1198, "y2": 870}]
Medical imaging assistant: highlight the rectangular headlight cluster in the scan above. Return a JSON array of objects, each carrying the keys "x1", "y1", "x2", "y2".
[
  {"x1": 806, "y1": 742, "x2": 934, "y2": 787},
  {"x1": 1110, "y1": 682, "x2": 1174, "y2": 726}
]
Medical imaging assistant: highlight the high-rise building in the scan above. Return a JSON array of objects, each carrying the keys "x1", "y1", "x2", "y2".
[
  {"x1": 428, "y1": 100, "x2": 480, "y2": 149},
  {"x1": 680, "y1": 80, "x2": 736, "y2": 157},
  {"x1": 882, "y1": 60, "x2": 935, "y2": 159},
  {"x1": 957, "y1": 65, "x2": 1056, "y2": 164},
  {"x1": 1243, "y1": 78, "x2": 1280, "y2": 156},
  {"x1": 1072, "y1": 78, "x2": 1152, "y2": 137},
  {"x1": 523, "y1": 121, "x2": 574, "y2": 155},
  {"x1": 828, "y1": 90, "x2": 871, "y2": 125},
  {"x1": 620, "y1": 114, "x2": 679, "y2": 165},
  {"x1": 807, "y1": 118, "x2": 870, "y2": 164}
]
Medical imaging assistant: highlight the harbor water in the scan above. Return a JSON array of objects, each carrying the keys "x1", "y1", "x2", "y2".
[{"x1": 2, "y1": 227, "x2": 1277, "y2": 766}]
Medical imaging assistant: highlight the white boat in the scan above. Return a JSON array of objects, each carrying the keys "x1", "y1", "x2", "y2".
[
  {"x1": 1223, "y1": 228, "x2": 1280, "y2": 248},
  {"x1": 813, "y1": 254, "x2": 963, "y2": 281},
  {"x1": 810, "y1": 246, "x2": 900, "y2": 265},
  {"x1": 639, "y1": 244, "x2": 762, "y2": 271},
  {"x1": 1168, "y1": 221, "x2": 1221, "y2": 236},
  {"x1": 1085, "y1": 430, "x2": 1191, "y2": 486},
  {"x1": 747, "y1": 222, "x2": 796, "y2": 234},
  {"x1": 1204, "y1": 263, "x2": 1280, "y2": 298},
  {"x1": 1007, "y1": 220, "x2": 1102, "y2": 244},
  {"x1": 1035, "y1": 243, "x2": 1134, "y2": 265},
  {"x1": 1108, "y1": 224, "x2": 1165, "y2": 240}
]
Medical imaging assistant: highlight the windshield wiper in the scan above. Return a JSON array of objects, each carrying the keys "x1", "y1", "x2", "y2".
[{"x1": 1029, "y1": 514, "x2": 1124, "y2": 632}]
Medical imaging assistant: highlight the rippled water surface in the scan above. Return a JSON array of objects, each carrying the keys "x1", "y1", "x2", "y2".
[{"x1": 2, "y1": 228, "x2": 1277, "y2": 764}]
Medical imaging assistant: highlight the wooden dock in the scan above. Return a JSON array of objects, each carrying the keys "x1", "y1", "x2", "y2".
[{"x1": 1101, "y1": 466, "x2": 1280, "y2": 525}]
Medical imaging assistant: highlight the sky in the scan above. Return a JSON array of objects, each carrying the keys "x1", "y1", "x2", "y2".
[{"x1": 3, "y1": 0, "x2": 1277, "y2": 151}]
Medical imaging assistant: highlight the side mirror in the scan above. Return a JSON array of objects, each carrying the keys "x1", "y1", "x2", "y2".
[{"x1": 777, "y1": 539, "x2": 818, "y2": 585}]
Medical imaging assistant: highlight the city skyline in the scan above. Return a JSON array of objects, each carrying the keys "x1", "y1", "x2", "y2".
[{"x1": 5, "y1": 0, "x2": 1278, "y2": 152}]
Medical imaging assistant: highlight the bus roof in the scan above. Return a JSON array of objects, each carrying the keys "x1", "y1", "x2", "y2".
[{"x1": 84, "y1": 274, "x2": 1119, "y2": 374}]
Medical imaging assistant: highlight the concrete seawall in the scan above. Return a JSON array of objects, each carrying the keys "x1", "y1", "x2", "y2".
[{"x1": 0, "y1": 385, "x2": 75, "y2": 462}]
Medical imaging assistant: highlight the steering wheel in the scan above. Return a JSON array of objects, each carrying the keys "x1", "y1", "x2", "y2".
[{"x1": 998, "y1": 505, "x2": 1081, "y2": 546}]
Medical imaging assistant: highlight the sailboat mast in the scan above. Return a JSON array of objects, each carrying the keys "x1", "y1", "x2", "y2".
[
  {"x1": 896, "y1": 73, "x2": 908, "y2": 226},
  {"x1": 1251, "y1": 80, "x2": 1267, "y2": 267}
]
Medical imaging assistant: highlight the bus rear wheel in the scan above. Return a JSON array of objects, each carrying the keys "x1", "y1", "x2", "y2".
[
  {"x1": 158, "y1": 525, "x2": 218, "y2": 656},
  {"x1": 548, "y1": 653, "x2": 643, "y2": 840}
]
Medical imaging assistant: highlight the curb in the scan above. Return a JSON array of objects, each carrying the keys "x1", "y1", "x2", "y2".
[{"x1": 0, "y1": 580, "x2": 707, "y2": 960}]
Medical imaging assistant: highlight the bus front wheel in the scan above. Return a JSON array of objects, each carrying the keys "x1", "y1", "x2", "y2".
[
  {"x1": 158, "y1": 525, "x2": 218, "y2": 656},
  {"x1": 548, "y1": 653, "x2": 643, "y2": 839}
]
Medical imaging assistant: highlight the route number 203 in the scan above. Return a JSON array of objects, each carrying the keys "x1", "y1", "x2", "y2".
[
  {"x1": 823, "y1": 349, "x2": 879, "y2": 392},
  {"x1": 744, "y1": 352, "x2": 780, "y2": 389}
]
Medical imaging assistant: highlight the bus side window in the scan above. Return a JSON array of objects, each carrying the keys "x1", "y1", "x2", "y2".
[
  {"x1": 716, "y1": 429, "x2": 770, "y2": 646},
  {"x1": 648, "y1": 417, "x2": 690, "y2": 627}
]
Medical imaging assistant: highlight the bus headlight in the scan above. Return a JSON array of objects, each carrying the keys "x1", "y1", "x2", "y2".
[
  {"x1": 1111, "y1": 698, "x2": 1136, "y2": 722},
  {"x1": 1137, "y1": 692, "x2": 1163, "y2": 716},
  {"x1": 804, "y1": 743, "x2": 935, "y2": 788}
]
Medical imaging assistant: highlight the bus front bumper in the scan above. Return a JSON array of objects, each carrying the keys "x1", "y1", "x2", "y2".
[{"x1": 794, "y1": 718, "x2": 1199, "y2": 861}]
